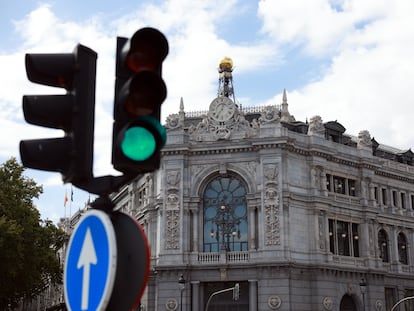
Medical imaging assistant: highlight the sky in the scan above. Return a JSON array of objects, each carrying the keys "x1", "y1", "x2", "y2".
[{"x1": 1, "y1": 0, "x2": 414, "y2": 223}]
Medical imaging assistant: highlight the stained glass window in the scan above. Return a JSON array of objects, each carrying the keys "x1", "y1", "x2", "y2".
[{"x1": 203, "y1": 175, "x2": 248, "y2": 252}]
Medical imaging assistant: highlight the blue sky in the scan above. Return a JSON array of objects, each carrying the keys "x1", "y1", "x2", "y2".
[{"x1": 1, "y1": 0, "x2": 414, "y2": 222}]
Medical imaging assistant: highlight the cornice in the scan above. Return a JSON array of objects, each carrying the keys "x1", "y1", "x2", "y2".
[{"x1": 161, "y1": 140, "x2": 413, "y2": 182}]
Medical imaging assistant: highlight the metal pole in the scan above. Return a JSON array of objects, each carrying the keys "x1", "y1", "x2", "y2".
[
  {"x1": 204, "y1": 285, "x2": 237, "y2": 311},
  {"x1": 362, "y1": 292, "x2": 365, "y2": 311}
]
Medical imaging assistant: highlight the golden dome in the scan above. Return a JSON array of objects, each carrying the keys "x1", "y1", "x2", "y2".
[{"x1": 219, "y1": 56, "x2": 233, "y2": 71}]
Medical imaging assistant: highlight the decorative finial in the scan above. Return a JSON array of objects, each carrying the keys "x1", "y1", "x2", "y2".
[
  {"x1": 281, "y1": 89, "x2": 291, "y2": 122},
  {"x1": 179, "y1": 97, "x2": 184, "y2": 112},
  {"x1": 217, "y1": 56, "x2": 235, "y2": 100}
]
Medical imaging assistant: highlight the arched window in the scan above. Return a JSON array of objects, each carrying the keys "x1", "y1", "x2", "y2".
[
  {"x1": 398, "y1": 232, "x2": 408, "y2": 265},
  {"x1": 203, "y1": 175, "x2": 248, "y2": 252},
  {"x1": 378, "y1": 229, "x2": 389, "y2": 262}
]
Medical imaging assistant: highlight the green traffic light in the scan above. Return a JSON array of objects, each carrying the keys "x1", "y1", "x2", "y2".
[{"x1": 121, "y1": 126, "x2": 156, "y2": 161}]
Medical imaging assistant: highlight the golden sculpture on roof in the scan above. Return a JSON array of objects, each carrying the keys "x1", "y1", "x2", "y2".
[{"x1": 219, "y1": 56, "x2": 233, "y2": 71}]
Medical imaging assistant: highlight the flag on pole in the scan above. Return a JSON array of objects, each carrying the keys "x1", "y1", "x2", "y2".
[{"x1": 64, "y1": 191, "x2": 69, "y2": 207}]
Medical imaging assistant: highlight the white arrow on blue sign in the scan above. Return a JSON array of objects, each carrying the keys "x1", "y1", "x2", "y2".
[{"x1": 64, "y1": 209, "x2": 117, "y2": 311}]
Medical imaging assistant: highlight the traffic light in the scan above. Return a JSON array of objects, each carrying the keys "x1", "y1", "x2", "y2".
[
  {"x1": 112, "y1": 27, "x2": 168, "y2": 175},
  {"x1": 20, "y1": 44, "x2": 97, "y2": 184}
]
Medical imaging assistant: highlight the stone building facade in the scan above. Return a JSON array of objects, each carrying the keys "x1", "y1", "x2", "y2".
[
  {"x1": 111, "y1": 76, "x2": 414, "y2": 310},
  {"x1": 107, "y1": 58, "x2": 414, "y2": 310}
]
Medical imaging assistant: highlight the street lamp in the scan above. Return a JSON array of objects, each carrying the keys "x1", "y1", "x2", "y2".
[
  {"x1": 359, "y1": 277, "x2": 367, "y2": 311},
  {"x1": 178, "y1": 274, "x2": 186, "y2": 311}
]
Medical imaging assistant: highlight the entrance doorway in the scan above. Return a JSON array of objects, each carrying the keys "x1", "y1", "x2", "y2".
[
  {"x1": 203, "y1": 281, "x2": 248, "y2": 311},
  {"x1": 340, "y1": 294, "x2": 357, "y2": 311}
]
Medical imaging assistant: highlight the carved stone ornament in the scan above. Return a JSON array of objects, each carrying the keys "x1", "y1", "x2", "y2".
[
  {"x1": 307, "y1": 115, "x2": 325, "y2": 136},
  {"x1": 357, "y1": 130, "x2": 372, "y2": 148},
  {"x1": 165, "y1": 170, "x2": 181, "y2": 250},
  {"x1": 259, "y1": 106, "x2": 280, "y2": 124},
  {"x1": 323, "y1": 297, "x2": 333, "y2": 310},
  {"x1": 375, "y1": 300, "x2": 383, "y2": 311},
  {"x1": 165, "y1": 113, "x2": 180, "y2": 129},
  {"x1": 166, "y1": 189, "x2": 180, "y2": 211},
  {"x1": 165, "y1": 210, "x2": 180, "y2": 249},
  {"x1": 318, "y1": 215, "x2": 326, "y2": 250},
  {"x1": 166, "y1": 171, "x2": 180, "y2": 189},
  {"x1": 188, "y1": 105, "x2": 258, "y2": 142},
  {"x1": 268, "y1": 295, "x2": 282, "y2": 309},
  {"x1": 264, "y1": 163, "x2": 280, "y2": 245},
  {"x1": 165, "y1": 298, "x2": 178, "y2": 311}
]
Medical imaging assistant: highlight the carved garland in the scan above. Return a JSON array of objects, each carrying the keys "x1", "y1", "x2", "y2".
[
  {"x1": 165, "y1": 171, "x2": 181, "y2": 250},
  {"x1": 264, "y1": 164, "x2": 281, "y2": 246}
]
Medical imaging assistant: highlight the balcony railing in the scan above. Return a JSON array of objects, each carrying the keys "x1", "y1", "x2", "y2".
[{"x1": 196, "y1": 251, "x2": 250, "y2": 264}]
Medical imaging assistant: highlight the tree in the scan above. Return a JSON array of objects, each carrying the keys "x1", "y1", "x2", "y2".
[{"x1": 0, "y1": 158, "x2": 66, "y2": 309}]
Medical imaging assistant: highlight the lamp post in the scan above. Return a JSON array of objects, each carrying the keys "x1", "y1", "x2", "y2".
[
  {"x1": 178, "y1": 274, "x2": 186, "y2": 311},
  {"x1": 359, "y1": 277, "x2": 367, "y2": 311},
  {"x1": 209, "y1": 202, "x2": 241, "y2": 251}
]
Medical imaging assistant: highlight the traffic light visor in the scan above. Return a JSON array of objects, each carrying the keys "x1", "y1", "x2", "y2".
[{"x1": 123, "y1": 27, "x2": 168, "y2": 73}]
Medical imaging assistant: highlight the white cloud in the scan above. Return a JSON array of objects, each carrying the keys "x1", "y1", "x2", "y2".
[{"x1": 257, "y1": 0, "x2": 414, "y2": 150}]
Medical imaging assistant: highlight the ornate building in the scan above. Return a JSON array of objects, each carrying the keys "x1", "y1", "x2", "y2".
[{"x1": 111, "y1": 57, "x2": 414, "y2": 311}]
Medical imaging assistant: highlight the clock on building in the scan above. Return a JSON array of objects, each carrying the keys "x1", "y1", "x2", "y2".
[{"x1": 209, "y1": 96, "x2": 236, "y2": 122}]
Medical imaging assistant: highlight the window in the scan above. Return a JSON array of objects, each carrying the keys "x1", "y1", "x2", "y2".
[
  {"x1": 348, "y1": 179, "x2": 356, "y2": 196},
  {"x1": 398, "y1": 232, "x2": 408, "y2": 265},
  {"x1": 325, "y1": 174, "x2": 357, "y2": 197},
  {"x1": 382, "y1": 188, "x2": 388, "y2": 205},
  {"x1": 329, "y1": 219, "x2": 359, "y2": 257},
  {"x1": 333, "y1": 176, "x2": 346, "y2": 194},
  {"x1": 378, "y1": 229, "x2": 389, "y2": 262},
  {"x1": 385, "y1": 288, "x2": 396, "y2": 311},
  {"x1": 401, "y1": 192, "x2": 406, "y2": 209},
  {"x1": 203, "y1": 175, "x2": 248, "y2": 252},
  {"x1": 411, "y1": 194, "x2": 414, "y2": 210},
  {"x1": 392, "y1": 190, "x2": 398, "y2": 207}
]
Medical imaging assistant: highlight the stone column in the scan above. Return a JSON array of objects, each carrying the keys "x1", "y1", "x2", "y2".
[
  {"x1": 192, "y1": 208, "x2": 199, "y2": 252},
  {"x1": 249, "y1": 205, "x2": 256, "y2": 250},
  {"x1": 249, "y1": 280, "x2": 258, "y2": 311},
  {"x1": 191, "y1": 281, "x2": 200, "y2": 311}
]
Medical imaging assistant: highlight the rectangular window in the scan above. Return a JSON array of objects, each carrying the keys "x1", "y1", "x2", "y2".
[
  {"x1": 326, "y1": 174, "x2": 332, "y2": 191},
  {"x1": 374, "y1": 186, "x2": 378, "y2": 202},
  {"x1": 392, "y1": 190, "x2": 398, "y2": 207},
  {"x1": 382, "y1": 188, "x2": 388, "y2": 205},
  {"x1": 401, "y1": 192, "x2": 406, "y2": 209},
  {"x1": 325, "y1": 174, "x2": 357, "y2": 196},
  {"x1": 348, "y1": 179, "x2": 356, "y2": 196},
  {"x1": 333, "y1": 176, "x2": 346, "y2": 194},
  {"x1": 411, "y1": 194, "x2": 414, "y2": 210},
  {"x1": 328, "y1": 219, "x2": 359, "y2": 257},
  {"x1": 352, "y1": 223, "x2": 359, "y2": 257},
  {"x1": 329, "y1": 219, "x2": 335, "y2": 254},
  {"x1": 385, "y1": 288, "x2": 396, "y2": 311},
  {"x1": 337, "y1": 220, "x2": 350, "y2": 256}
]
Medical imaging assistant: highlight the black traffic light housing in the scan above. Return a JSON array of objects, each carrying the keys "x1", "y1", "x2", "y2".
[
  {"x1": 112, "y1": 27, "x2": 168, "y2": 176},
  {"x1": 20, "y1": 44, "x2": 97, "y2": 185}
]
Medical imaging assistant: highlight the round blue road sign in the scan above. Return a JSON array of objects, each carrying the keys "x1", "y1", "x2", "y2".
[{"x1": 64, "y1": 209, "x2": 117, "y2": 311}]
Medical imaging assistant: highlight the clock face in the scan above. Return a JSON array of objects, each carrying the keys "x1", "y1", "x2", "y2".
[{"x1": 209, "y1": 97, "x2": 236, "y2": 121}]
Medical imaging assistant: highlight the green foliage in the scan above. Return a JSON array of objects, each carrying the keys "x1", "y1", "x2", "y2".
[{"x1": 0, "y1": 158, "x2": 66, "y2": 309}]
